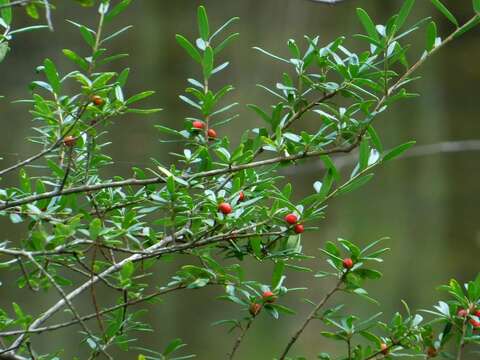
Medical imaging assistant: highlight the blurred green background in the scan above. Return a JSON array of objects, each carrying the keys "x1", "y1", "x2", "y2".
[{"x1": 0, "y1": 0, "x2": 479, "y2": 358}]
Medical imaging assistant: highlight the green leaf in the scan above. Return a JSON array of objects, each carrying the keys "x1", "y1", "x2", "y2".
[
  {"x1": 175, "y1": 34, "x2": 202, "y2": 63},
  {"x1": 105, "y1": 0, "x2": 132, "y2": 23},
  {"x1": 430, "y1": 0, "x2": 459, "y2": 27},
  {"x1": 474, "y1": 0, "x2": 480, "y2": 13},
  {"x1": 214, "y1": 33, "x2": 240, "y2": 54},
  {"x1": 395, "y1": 0, "x2": 415, "y2": 32},
  {"x1": 89, "y1": 218, "x2": 102, "y2": 239},
  {"x1": 337, "y1": 174, "x2": 374, "y2": 196},
  {"x1": 126, "y1": 91, "x2": 155, "y2": 105},
  {"x1": 80, "y1": 25, "x2": 96, "y2": 48},
  {"x1": 356, "y1": 8, "x2": 379, "y2": 41},
  {"x1": 426, "y1": 21, "x2": 437, "y2": 52},
  {"x1": 197, "y1": 5, "x2": 210, "y2": 40},
  {"x1": 62, "y1": 49, "x2": 89, "y2": 71},
  {"x1": 0, "y1": 42, "x2": 9, "y2": 63},
  {"x1": 163, "y1": 338, "x2": 184, "y2": 355},
  {"x1": 43, "y1": 59, "x2": 61, "y2": 94},
  {"x1": 25, "y1": 3, "x2": 39, "y2": 19},
  {"x1": 0, "y1": 0, "x2": 12, "y2": 25},
  {"x1": 272, "y1": 261, "x2": 285, "y2": 289},
  {"x1": 203, "y1": 46, "x2": 214, "y2": 79},
  {"x1": 382, "y1": 141, "x2": 416, "y2": 162}
]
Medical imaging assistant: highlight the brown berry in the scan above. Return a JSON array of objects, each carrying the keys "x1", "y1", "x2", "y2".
[
  {"x1": 249, "y1": 303, "x2": 262, "y2": 317},
  {"x1": 238, "y1": 191, "x2": 245, "y2": 202},
  {"x1": 218, "y1": 202, "x2": 232, "y2": 215},
  {"x1": 91, "y1": 95, "x2": 104, "y2": 106},
  {"x1": 427, "y1": 347, "x2": 437, "y2": 358},
  {"x1": 342, "y1": 258, "x2": 354, "y2": 270},
  {"x1": 284, "y1": 213, "x2": 298, "y2": 225},
  {"x1": 207, "y1": 128, "x2": 217, "y2": 138},
  {"x1": 63, "y1": 135, "x2": 76, "y2": 147}
]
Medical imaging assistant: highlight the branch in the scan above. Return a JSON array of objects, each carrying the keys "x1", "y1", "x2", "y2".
[
  {"x1": 278, "y1": 276, "x2": 343, "y2": 360},
  {"x1": 228, "y1": 318, "x2": 254, "y2": 360}
]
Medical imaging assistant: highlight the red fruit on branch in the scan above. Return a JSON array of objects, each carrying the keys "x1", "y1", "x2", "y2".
[
  {"x1": 63, "y1": 135, "x2": 76, "y2": 147},
  {"x1": 294, "y1": 224, "x2": 304, "y2": 234},
  {"x1": 91, "y1": 95, "x2": 104, "y2": 106},
  {"x1": 427, "y1": 347, "x2": 438, "y2": 358},
  {"x1": 238, "y1": 191, "x2": 245, "y2": 202},
  {"x1": 218, "y1": 202, "x2": 232, "y2": 215},
  {"x1": 207, "y1": 128, "x2": 217, "y2": 138},
  {"x1": 469, "y1": 318, "x2": 480, "y2": 328},
  {"x1": 249, "y1": 303, "x2": 262, "y2": 317},
  {"x1": 284, "y1": 213, "x2": 298, "y2": 225},
  {"x1": 457, "y1": 308, "x2": 468, "y2": 317},
  {"x1": 262, "y1": 291, "x2": 275, "y2": 303},
  {"x1": 380, "y1": 343, "x2": 389, "y2": 355},
  {"x1": 474, "y1": 309, "x2": 480, "y2": 317},
  {"x1": 192, "y1": 121, "x2": 205, "y2": 130},
  {"x1": 342, "y1": 258, "x2": 354, "y2": 270}
]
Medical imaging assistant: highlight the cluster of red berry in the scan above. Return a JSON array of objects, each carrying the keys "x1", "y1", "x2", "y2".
[
  {"x1": 217, "y1": 192, "x2": 245, "y2": 215},
  {"x1": 283, "y1": 213, "x2": 304, "y2": 234},
  {"x1": 192, "y1": 121, "x2": 217, "y2": 139},
  {"x1": 457, "y1": 307, "x2": 480, "y2": 328},
  {"x1": 249, "y1": 290, "x2": 276, "y2": 317}
]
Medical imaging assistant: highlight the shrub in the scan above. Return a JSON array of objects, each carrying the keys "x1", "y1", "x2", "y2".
[{"x1": 0, "y1": 0, "x2": 479, "y2": 359}]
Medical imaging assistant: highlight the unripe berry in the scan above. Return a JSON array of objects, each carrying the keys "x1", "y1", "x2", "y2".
[
  {"x1": 192, "y1": 121, "x2": 205, "y2": 130},
  {"x1": 218, "y1": 202, "x2": 232, "y2": 215},
  {"x1": 91, "y1": 95, "x2": 104, "y2": 106},
  {"x1": 294, "y1": 224, "x2": 304, "y2": 234},
  {"x1": 457, "y1": 308, "x2": 468, "y2": 317},
  {"x1": 284, "y1": 213, "x2": 298, "y2": 225},
  {"x1": 262, "y1": 290, "x2": 275, "y2": 303},
  {"x1": 207, "y1": 128, "x2": 217, "y2": 139},
  {"x1": 427, "y1": 347, "x2": 437, "y2": 358},
  {"x1": 342, "y1": 258, "x2": 354, "y2": 270},
  {"x1": 249, "y1": 303, "x2": 262, "y2": 317},
  {"x1": 238, "y1": 191, "x2": 245, "y2": 202},
  {"x1": 380, "y1": 343, "x2": 389, "y2": 355},
  {"x1": 63, "y1": 135, "x2": 76, "y2": 147}
]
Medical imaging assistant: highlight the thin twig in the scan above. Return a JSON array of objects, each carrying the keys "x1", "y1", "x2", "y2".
[
  {"x1": 278, "y1": 277, "x2": 343, "y2": 360},
  {"x1": 228, "y1": 318, "x2": 254, "y2": 360}
]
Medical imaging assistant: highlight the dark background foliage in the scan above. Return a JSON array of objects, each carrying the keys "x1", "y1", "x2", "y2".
[{"x1": 0, "y1": 0, "x2": 478, "y2": 358}]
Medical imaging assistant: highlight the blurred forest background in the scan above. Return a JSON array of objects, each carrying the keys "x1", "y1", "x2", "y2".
[{"x1": 0, "y1": 0, "x2": 479, "y2": 358}]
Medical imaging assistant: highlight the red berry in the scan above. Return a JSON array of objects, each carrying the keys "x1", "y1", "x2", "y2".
[
  {"x1": 427, "y1": 347, "x2": 437, "y2": 358},
  {"x1": 262, "y1": 291, "x2": 275, "y2": 303},
  {"x1": 218, "y1": 202, "x2": 232, "y2": 215},
  {"x1": 207, "y1": 128, "x2": 217, "y2": 138},
  {"x1": 469, "y1": 318, "x2": 480, "y2": 328},
  {"x1": 192, "y1": 121, "x2": 205, "y2": 130},
  {"x1": 380, "y1": 343, "x2": 389, "y2": 355},
  {"x1": 284, "y1": 213, "x2": 298, "y2": 225},
  {"x1": 294, "y1": 224, "x2": 304, "y2": 234},
  {"x1": 91, "y1": 95, "x2": 104, "y2": 106},
  {"x1": 63, "y1": 135, "x2": 76, "y2": 147},
  {"x1": 474, "y1": 309, "x2": 480, "y2": 317},
  {"x1": 457, "y1": 308, "x2": 468, "y2": 317},
  {"x1": 238, "y1": 191, "x2": 245, "y2": 202},
  {"x1": 249, "y1": 303, "x2": 262, "y2": 317},
  {"x1": 342, "y1": 258, "x2": 354, "y2": 270}
]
